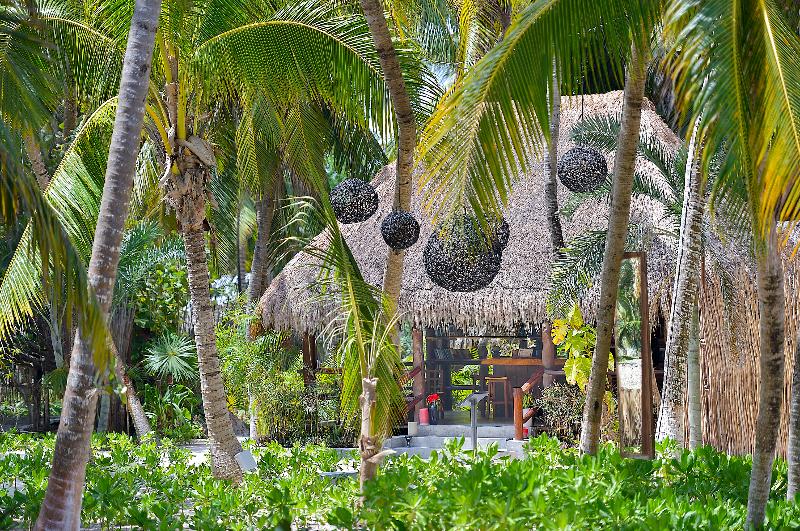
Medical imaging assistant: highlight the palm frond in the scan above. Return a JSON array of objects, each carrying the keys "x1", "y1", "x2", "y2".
[
  {"x1": 664, "y1": 0, "x2": 800, "y2": 239},
  {"x1": 295, "y1": 194, "x2": 405, "y2": 437},
  {"x1": 0, "y1": 115, "x2": 109, "y2": 368},
  {"x1": 418, "y1": 0, "x2": 663, "y2": 222},
  {"x1": 144, "y1": 332, "x2": 198, "y2": 383}
]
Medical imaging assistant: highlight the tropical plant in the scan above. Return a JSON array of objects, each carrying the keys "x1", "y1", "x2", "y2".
[
  {"x1": 141, "y1": 383, "x2": 203, "y2": 440},
  {"x1": 34, "y1": 0, "x2": 162, "y2": 527},
  {"x1": 535, "y1": 382, "x2": 584, "y2": 443},
  {"x1": 551, "y1": 303, "x2": 601, "y2": 392},
  {"x1": 291, "y1": 191, "x2": 404, "y2": 488},
  {"x1": 143, "y1": 333, "x2": 198, "y2": 385},
  {"x1": 662, "y1": 2, "x2": 800, "y2": 525}
]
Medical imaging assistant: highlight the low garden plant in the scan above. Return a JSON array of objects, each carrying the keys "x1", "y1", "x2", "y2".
[{"x1": 2, "y1": 432, "x2": 800, "y2": 529}]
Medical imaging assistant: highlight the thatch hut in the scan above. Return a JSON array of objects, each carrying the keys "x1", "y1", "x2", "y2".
[
  {"x1": 258, "y1": 90, "x2": 800, "y2": 456},
  {"x1": 260, "y1": 91, "x2": 680, "y2": 333}
]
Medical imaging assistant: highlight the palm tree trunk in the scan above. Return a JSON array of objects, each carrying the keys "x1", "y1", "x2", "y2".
[
  {"x1": 746, "y1": 231, "x2": 786, "y2": 527},
  {"x1": 359, "y1": 377, "x2": 379, "y2": 486},
  {"x1": 23, "y1": 131, "x2": 50, "y2": 189},
  {"x1": 788, "y1": 330, "x2": 800, "y2": 499},
  {"x1": 544, "y1": 64, "x2": 564, "y2": 258},
  {"x1": 184, "y1": 227, "x2": 243, "y2": 483},
  {"x1": 656, "y1": 120, "x2": 706, "y2": 446},
  {"x1": 34, "y1": 0, "x2": 161, "y2": 527},
  {"x1": 579, "y1": 44, "x2": 647, "y2": 456},
  {"x1": 247, "y1": 180, "x2": 280, "y2": 304},
  {"x1": 358, "y1": 0, "x2": 417, "y2": 310},
  {"x1": 97, "y1": 394, "x2": 110, "y2": 432},
  {"x1": 248, "y1": 389, "x2": 258, "y2": 439},
  {"x1": 686, "y1": 300, "x2": 702, "y2": 449},
  {"x1": 357, "y1": 0, "x2": 417, "y2": 487},
  {"x1": 108, "y1": 339, "x2": 151, "y2": 438}
]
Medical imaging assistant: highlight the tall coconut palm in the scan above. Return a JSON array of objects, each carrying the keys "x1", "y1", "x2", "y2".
[
  {"x1": 34, "y1": 0, "x2": 162, "y2": 527},
  {"x1": 357, "y1": 0, "x2": 417, "y2": 315},
  {"x1": 656, "y1": 118, "x2": 706, "y2": 447},
  {"x1": 663, "y1": 1, "x2": 800, "y2": 526},
  {"x1": 579, "y1": 43, "x2": 648, "y2": 454}
]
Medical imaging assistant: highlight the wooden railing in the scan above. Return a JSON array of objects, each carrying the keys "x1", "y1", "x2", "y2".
[{"x1": 512, "y1": 366, "x2": 546, "y2": 440}]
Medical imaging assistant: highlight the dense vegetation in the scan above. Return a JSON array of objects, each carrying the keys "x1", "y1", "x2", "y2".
[{"x1": 4, "y1": 433, "x2": 800, "y2": 530}]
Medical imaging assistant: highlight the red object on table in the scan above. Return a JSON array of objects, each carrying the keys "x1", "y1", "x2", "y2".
[
  {"x1": 419, "y1": 407, "x2": 430, "y2": 425},
  {"x1": 523, "y1": 427, "x2": 529, "y2": 438}
]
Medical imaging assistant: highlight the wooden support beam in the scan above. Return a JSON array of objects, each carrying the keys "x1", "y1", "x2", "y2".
[
  {"x1": 302, "y1": 333, "x2": 317, "y2": 387},
  {"x1": 541, "y1": 321, "x2": 557, "y2": 388},
  {"x1": 412, "y1": 327, "x2": 425, "y2": 422},
  {"x1": 513, "y1": 387, "x2": 524, "y2": 441}
]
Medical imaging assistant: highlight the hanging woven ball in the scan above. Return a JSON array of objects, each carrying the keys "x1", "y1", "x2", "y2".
[
  {"x1": 491, "y1": 217, "x2": 510, "y2": 252},
  {"x1": 423, "y1": 215, "x2": 502, "y2": 292},
  {"x1": 557, "y1": 146, "x2": 608, "y2": 192},
  {"x1": 330, "y1": 178, "x2": 379, "y2": 224},
  {"x1": 381, "y1": 211, "x2": 420, "y2": 250}
]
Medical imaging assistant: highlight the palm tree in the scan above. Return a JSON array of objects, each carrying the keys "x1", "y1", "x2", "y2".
[
  {"x1": 578, "y1": 43, "x2": 648, "y2": 454},
  {"x1": 293, "y1": 193, "x2": 404, "y2": 488},
  {"x1": 36, "y1": 0, "x2": 404, "y2": 482},
  {"x1": 357, "y1": 0, "x2": 417, "y2": 316},
  {"x1": 34, "y1": 0, "x2": 162, "y2": 527},
  {"x1": 656, "y1": 118, "x2": 706, "y2": 447},
  {"x1": 663, "y1": 1, "x2": 800, "y2": 526}
]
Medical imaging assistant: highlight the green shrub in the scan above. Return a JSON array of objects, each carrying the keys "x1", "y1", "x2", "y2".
[
  {"x1": 4, "y1": 433, "x2": 800, "y2": 530},
  {"x1": 133, "y1": 261, "x2": 188, "y2": 335},
  {"x1": 535, "y1": 382, "x2": 583, "y2": 443}
]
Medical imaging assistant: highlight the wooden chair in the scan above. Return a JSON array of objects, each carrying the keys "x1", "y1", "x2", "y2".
[{"x1": 485, "y1": 376, "x2": 511, "y2": 418}]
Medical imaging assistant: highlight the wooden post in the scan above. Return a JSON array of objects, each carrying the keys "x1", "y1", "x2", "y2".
[
  {"x1": 302, "y1": 333, "x2": 317, "y2": 388},
  {"x1": 541, "y1": 322, "x2": 556, "y2": 388},
  {"x1": 638, "y1": 253, "x2": 655, "y2": 458},
  {"x1": 412, "y1": 327, "x2": 425, "y2": 422},
  {"x1": 513, "y1": 387, "x2": 524, "y2": 440}
]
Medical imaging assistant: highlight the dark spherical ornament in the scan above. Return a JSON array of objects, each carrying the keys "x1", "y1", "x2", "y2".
[
  {"x1": 490, "y1": 217, "x2": 510, "y2": 252},
  {"x1": 381, "y1": 211, "x2": 420, "y2": 250},
  {"x1": 330, "y1": 178, "x2": 379, "y2": 224},
  {"x1": 423, "y1": 216, "x2": 503, "y2": 292},
  {"x1": 557, "y1": 146, "x2": 608, "y2": 192}
]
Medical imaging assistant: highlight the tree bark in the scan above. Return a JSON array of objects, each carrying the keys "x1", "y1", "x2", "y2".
[
  {"x1": 579, "y1": 44, "x2": 647, "y2": 456},
  {"x1": 359, "y1": 376, "x2": 379, "y2": 488},
  {"x1": 248, "y1": 389, "x2": 258, "y2": 439},
  {"x1": 358, "y1": 0, "x2": 417, "y2": 311},
  {"x1": 746, "y1": 230, "x2": 786, "y2": 528},
  {"x1": 23, "y1": 131, "x2": 50, "y2": 189},
  {"x1": 656, "y1": 119, "x2": 706, "y2": 446},
  {"x1": 789, "y1": 330, "x2": 800, "y2": 499},
  {"x1": 686, "y1": 300, "x2": 702, "y2": 449},
  {"x1": 34, "y1": 0, "x2": 161, "y2": 527},
  {"x1": 247, "y1": 179, "x2": 280, "y2": 305},
  {"x1": 184, "y1": 228, "x2": 243, "y2": 482},
  {"x1": 544, "y1": 64, "x2": 564, "y2": 258}
]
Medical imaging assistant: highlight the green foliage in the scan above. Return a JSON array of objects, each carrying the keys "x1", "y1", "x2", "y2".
[
  {"x1": 143, "y1": 332, "x2": 198, "y2": 384},
  {"x1": 133, "y1": 261, "x2": 188, "y2": 335},
  {"x1": 535, "y1": 383, "x2": 584, "y2": 443},
  {"x1": 0, "y1": 433, "x2": 358, "y2": 529},
  {"x1": 3, "y1": 432, "x2": 800, "y2": 529},
  {"x1": 141, "y1": 384, "x2": 203, "y2": 441},
  {"x1": 550, "y1": 303, "x2": 606, "y2": 392}
]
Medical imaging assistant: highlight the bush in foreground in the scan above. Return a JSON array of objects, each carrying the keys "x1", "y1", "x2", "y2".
[{"x1": 2, "y1": 432, "x2": 800, "y2": 529}]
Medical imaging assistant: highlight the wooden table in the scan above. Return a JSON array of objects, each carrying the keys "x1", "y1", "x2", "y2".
[{"x1": 479, "y1": 357, "x2": 544, "y2": 366}]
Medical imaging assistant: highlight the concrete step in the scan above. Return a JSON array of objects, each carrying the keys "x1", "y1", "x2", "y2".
[
  {"x1": 384, "y1": 435, "x2": 509, "y2": 450},
  {"x1": 415, "y1": 423, "x2": 515, "y2": 439},
  {"x1": 385, "y1": 445, "x2": 511, "y2": 460}
]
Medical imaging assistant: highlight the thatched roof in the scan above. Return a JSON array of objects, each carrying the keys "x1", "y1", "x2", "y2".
[{"x1": 259, "y1": 91, "x2": 682, "y2": 334}]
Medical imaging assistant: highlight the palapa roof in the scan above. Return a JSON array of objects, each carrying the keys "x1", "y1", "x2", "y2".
[{"x1": 259, "y1": 91, "x2": 682, "y2": 334}]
